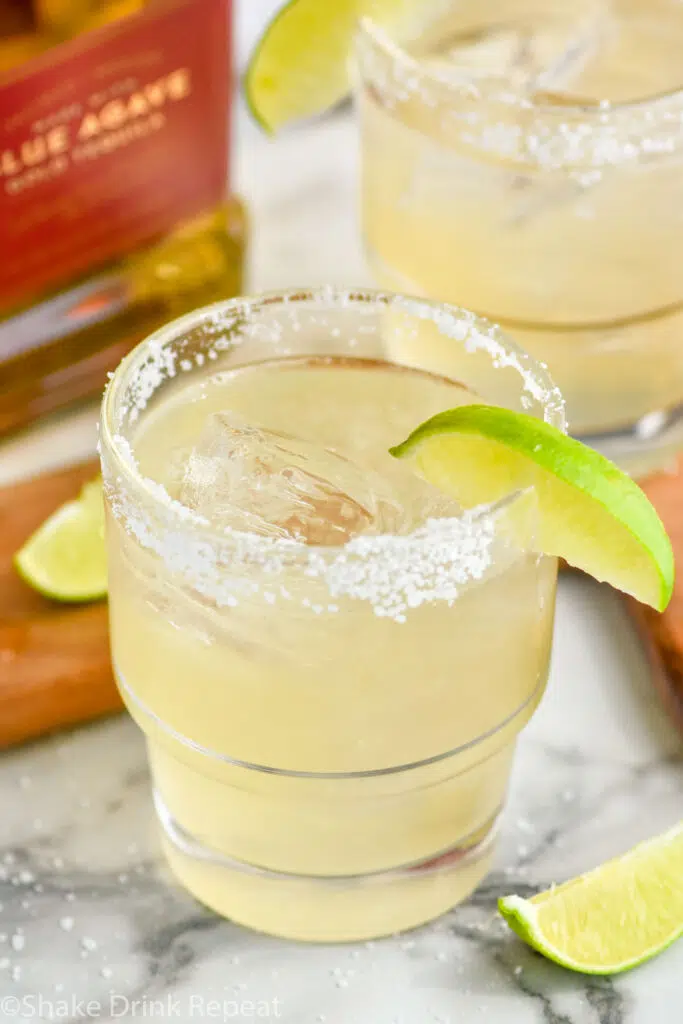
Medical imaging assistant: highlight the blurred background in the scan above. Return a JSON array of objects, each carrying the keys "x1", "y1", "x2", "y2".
[{"x1": 238, "y1": 0, "x2": 282, "y2": 70}]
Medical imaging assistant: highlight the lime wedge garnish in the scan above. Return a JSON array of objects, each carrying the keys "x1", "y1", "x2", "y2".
[
  {"x1": 390, "y1": 405, "x2": 674, "y2": 611},
  {"x1": 15, "y1": 478, "x2": 107, "y2": 603},
  {"x1": 499, "y1": 822, "x2": 683, "y2": 974},
  {"x1": 245, "y1": 0, "x2": 432, "y2": 132}
]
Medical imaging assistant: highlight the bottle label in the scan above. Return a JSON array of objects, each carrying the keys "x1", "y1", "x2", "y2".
[{"x1": 0, "y1": 0, "x2": 231, "y2": 316}]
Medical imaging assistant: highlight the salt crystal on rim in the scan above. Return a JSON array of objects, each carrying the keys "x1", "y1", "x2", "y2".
[{"x1": 356, "y1": 18, "x2": 683, "y2": 169}]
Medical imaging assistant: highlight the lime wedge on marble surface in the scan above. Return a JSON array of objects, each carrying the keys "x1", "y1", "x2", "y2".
[
  {"x1": 245, "y1": 0, "x2": 434, "y2": 132},
  {"x1": 499, "y1": 822, "x2": 683, "y2": 974},
  {"x1": 15, "y1": 478, "x2": 107, "y2": 602},
  {"x1": 390, "y1": 405, "x2": 674, "y2": 611}
]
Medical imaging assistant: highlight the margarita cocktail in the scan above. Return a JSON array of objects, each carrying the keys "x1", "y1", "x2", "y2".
[
  {"x1": 356, "y1": 0, "x2": 683, "y2": 472},
  {"x1": 99, "y1": 289, "x2": 562, "y2": 940}
]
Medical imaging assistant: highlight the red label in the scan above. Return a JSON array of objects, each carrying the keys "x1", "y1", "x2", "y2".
[{"x1": 0, "y1": 0, "x2": 231, "y2": 314}]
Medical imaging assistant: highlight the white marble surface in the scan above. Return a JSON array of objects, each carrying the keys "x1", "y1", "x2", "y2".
[{"x1": 0, "y1": 103, "x2": 682, "y2": 1022}]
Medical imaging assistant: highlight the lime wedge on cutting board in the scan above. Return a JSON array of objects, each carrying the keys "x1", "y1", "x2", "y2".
[
  {"x1": 245, "y1": 0, "x2": 435, "y2": 132},
  {"x1": 390, "y1": 404, "x2": 674, "y2": 611},
  {"x1": 499, "y1": 822, "x2": 683, "y2": 974},
  {"x1": 15, "y1": 477, "x2": 107, "y2": 602}
]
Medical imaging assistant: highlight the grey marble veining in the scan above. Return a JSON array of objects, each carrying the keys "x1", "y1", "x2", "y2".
[{"x1": 0, "y1": 105, "x2": 682, "y2": 1020}]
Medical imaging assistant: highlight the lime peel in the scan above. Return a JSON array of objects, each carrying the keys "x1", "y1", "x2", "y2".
[
  {"x1": 499, "y1": 822, "x2": 683, "y2": 974},
  {"x1": 14, "y1": 477, "x2": 107, "y2": 603},
  {"x1": 390, "y1": 405, "x2": 674, "y2": 611},
  {"x1": 245, "y1": 0, "x2": 437, "y2": 132}
]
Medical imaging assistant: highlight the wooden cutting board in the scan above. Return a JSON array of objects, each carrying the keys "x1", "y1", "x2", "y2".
[
  {"x1": 1, "y1": 457, "x2": 682, "y2": 750},
  {"x1": 627, "y1": 458, "x2": 683, "y2": 734},
  {"x1": 0, "y1": 459, "x2": 122, "y2": 749}
]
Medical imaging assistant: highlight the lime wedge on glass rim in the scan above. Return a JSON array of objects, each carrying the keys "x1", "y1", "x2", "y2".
[
  {"x1": 14, "y1": 478, "x2": 107, "y2": 602},
  {"x1": 499, "y1": 822, "x2": 683, "y2": 974},
  {"x1": 390, "y1": 405, "x2": 674, "y2": 611},
  {"x1": 245, "y1": 0, "x2": 437, "y2": 132}
]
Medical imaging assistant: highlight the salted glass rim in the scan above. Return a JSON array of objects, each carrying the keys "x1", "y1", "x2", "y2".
[
  {"x1": 100, "y1": 286, "x2": 564, "y2": 554},
  {"x1": 355, "y1": 15, "x2": 683, "y2": 116},
  {"x1": 354, "y1": 16, "x2": 683, "y2": 167}
]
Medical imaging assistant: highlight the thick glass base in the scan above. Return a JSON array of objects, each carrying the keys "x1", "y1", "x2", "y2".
[
  {"x1": 120, "y1": 660, "x2": 538, "y2": 942},
  {"x1": 155, "y1": 792, "x2": 498, "y2": 943}
]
